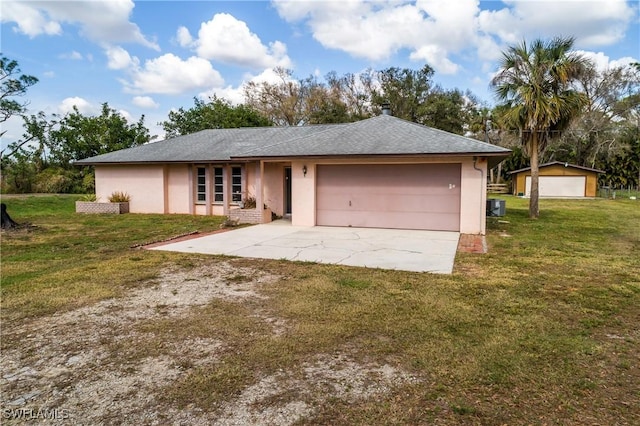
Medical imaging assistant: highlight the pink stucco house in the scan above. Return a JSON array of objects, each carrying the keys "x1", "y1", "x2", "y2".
[{"x1": 76, "y1": 114, "x2": 510, "y2": 235}]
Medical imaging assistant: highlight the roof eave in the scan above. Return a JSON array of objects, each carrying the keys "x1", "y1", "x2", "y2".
[
  {"x1": 233, "y1": 151, "x2": 511, "y2": 162},
  {"x1": 508, "y1": 161, "x2": 605, "y2": 175},
  {"x1": 73, "y1": 159, "x2": 257, "y2": 166}
]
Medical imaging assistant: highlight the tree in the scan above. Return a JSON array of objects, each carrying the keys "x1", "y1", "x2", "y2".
[
  {"x1": 305, "y1": 87, "x2": 351, "y2": 124},
  {"x1": 491, "y1": 37, "x2": 590, "y2": 218},
  {"x1": 48, "y1": 103, "x2": 152, "y2": 165},
  {"x1": 373, "y1": 65, "x2": 434, "y2": 122},
  {"x1": 0, "y1": 55, "x2": 38, "y2": 133},
  {"x1": 325, "y1": 70, "x2": 377, "y2": 120},
  {"x1": 242, "y1": 65, "x2": 483, "y2": 131},
  {"x1": 547, "y1": 63, "x2": 640, "y2": 168},
  {"x1": 0, "y1": 55, "x2": 40, "y2": 159},
  {"x1": 372, "y1": 66, "x2": 482, "y2": 133},
  {"x1": 160, "y1": 96, "x2": 271, "y2": 139},
  {"x1": 244, "y1": 67, "x2": 307, "y2": 126},
  {"x1": 244, "y1": 68, "x2": 377, "y2": 126},
  {"x1": 1, "y1": 103, "x2": 153, "y2": 193},
  {"x1": 422, "y1": 87, "x2": 479, "y2": 134},
  {"x1": 604, "y1": 125, "x2": 640, "y2": 188}
]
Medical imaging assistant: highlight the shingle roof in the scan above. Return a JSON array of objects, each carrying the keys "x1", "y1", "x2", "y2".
[
  {"x1": 509, "y1": 161, "x2": 605, "y2": 174},
  {"x1": 75, "y1": 115, "x2": 510, "y2": 165}
]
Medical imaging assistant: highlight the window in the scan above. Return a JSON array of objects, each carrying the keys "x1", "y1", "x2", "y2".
[
  {"x1": 214, "y1": 167, "x2": 223, "y2": 202},
  {"x1": 194, "y1": 165, "x2": 242, "y2": 204},
  {"x1": 232, "y1": 166, "x2": 242, "y2": 202},
  {"x1": 196, "y1": 167, "x2": 206, "y2": 202}
]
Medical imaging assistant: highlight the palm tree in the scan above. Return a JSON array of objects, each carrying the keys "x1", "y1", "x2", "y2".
[{"x1": 491, "y1": 37, "x2": 590, "y2": 218}]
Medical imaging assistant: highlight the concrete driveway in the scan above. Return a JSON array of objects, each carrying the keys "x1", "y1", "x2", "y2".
[{"x1": 150, "y1": 221, "x2": 460, "y2": 274}]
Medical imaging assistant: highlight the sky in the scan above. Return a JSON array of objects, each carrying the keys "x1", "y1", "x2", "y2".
[{"x1": 1, "y1": 0, "x2": 639, "y2": 148}]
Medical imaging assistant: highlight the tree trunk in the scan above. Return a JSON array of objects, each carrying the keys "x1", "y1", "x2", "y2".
[
  {"x1": 1, "y1": 203, "x2": 18, "y2": 229},
  {"x1": 529, "y1": 131, "x2": 540, "y2": 219}
]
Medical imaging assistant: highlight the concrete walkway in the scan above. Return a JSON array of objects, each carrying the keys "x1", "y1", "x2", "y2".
[{"x1": 150, "y1": 221, "x2": 460, "y2": 274}]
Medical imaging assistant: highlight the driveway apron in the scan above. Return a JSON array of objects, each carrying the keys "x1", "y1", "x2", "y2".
[{"x1": 150, "y1": 221, "x2": 460, "y2": 274}]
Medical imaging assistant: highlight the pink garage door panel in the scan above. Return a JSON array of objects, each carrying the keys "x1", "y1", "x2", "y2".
[{"x1": 316, "y1": 164, "x2": 461, "y2": 231}]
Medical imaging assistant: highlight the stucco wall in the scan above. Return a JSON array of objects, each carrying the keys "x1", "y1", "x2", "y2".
[
  {"x1": 513, "y1": 165, "x2": 598, "y2": 197},
  {"x1": 291, "y1": 160, "x2": 316, "y2": 226},
  {"x1": 263, "y1": 163, "x2": 285, "y2": 217},
  {"x1": 460, "y1": 158, "x2": 487, "y2": 235},
  {"x1": 95, "y1": 165, "x2": 165, "y2": 213},
  {"x1": 245, "y1": 163, "x2": 257, "y2": 200},
  {"x1": 95, "y1": 157, "x2": 490, "y2": 233},
  {"x1": 166, "y1": 164, "x2": 190, "y2": 214}
]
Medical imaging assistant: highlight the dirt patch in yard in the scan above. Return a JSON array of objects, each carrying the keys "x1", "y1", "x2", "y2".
[{"x1": 1, "y1": 260, "x2": 417, "y2": 425}]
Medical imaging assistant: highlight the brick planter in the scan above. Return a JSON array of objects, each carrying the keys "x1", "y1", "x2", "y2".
[
  {"x1": 228, "y1": 207, "x2": 272, "y2": 224},
  {"x1": 76, "y1": 201, "x2": 129, "y2": 214}
]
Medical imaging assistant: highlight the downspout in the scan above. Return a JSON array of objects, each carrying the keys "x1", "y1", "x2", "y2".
[{"x1": 473, "y1": 156, "x2": 484, "y2": 234}]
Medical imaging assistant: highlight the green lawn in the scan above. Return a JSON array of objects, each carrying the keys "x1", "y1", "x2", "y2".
[{"x1": 1, "y1": 194, "x2": 638, "y2": 424}]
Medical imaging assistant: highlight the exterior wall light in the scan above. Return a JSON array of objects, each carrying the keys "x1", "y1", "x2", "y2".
[{"x1": 302, "y1": 165, "x2": 307, "y2": 177}]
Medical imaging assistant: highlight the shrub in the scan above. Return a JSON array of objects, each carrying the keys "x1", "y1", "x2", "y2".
[
  {"x1": 242, "y1": 196, "x2": 257, "y2": 209},
  {"x1": 81, "y1": 171, "x2": 95, "y2": 193},
  {"x1": 80, "y1": 194, "x2": 98, "y2": 202},
  {"x1": 108, "y1": 191, "x2": 131, "y2": 203},
  {"x1": 33, "y1": 168, "x2": 73, "y2": 193}
]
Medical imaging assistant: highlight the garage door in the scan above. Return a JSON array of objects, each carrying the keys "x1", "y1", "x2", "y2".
[
  {"x1": 525, "y1": 176, "x2": 586, "y2": 197},
  {"x1": 316, "y1": 164, "x2": 461, "y2": 231}
]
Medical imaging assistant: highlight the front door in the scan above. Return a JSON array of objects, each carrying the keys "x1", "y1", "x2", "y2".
[{"x1": 284, "y1": 167, "x2": 292, "y2": 215}]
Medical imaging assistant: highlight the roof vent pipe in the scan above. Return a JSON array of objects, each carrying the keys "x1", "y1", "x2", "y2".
[{"x1": 381, "y1": 102, "x2": 391, "y2": 116}]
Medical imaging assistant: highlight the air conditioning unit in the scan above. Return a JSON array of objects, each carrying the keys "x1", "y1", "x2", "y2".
[{"x1": 486, "y1": 198, "x2": 506, "y2": 217}]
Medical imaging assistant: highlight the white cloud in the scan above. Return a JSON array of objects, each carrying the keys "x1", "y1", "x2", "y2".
[
  {"x1": 199, "y1": 86, "x2": 246, "y2": 106},
  {"x1": 478, "y1": 0, "x2": 635, "y2": 49},
  {"x1": 245, "y1": 68, "x2": 298, "y2": 87},
  {"x1": 60, "y1": 50, "x2": 83, "y2": 60},
  {"x1": 105, "y1": 46, "x2": 137, "y2": 70},
  {"x1": 118, "y1": 109, "x2": 133, "y2": 123},
  {"x1": 58, "y1": 97, "x2": 97, "y2": 115},
  {"x1": 187, "y1": 13, "x2": 292, "y2": 69},
  {"x1": 475, "y1": 35, "x2": 503, "y2": 63},
  {"x1": 610, "y1": 56, "x2": 638, "y2": 69},
  {"x1": 198, "y1": 67, "x2": 297, "y2": 105},
  {"x1": 275, "y1": 0, "x2": 637, "y2": 75},
  {"x1": 416, "y1": 0, "x2": 479, "y2": 49},
  {"x1": 1, "y1": 1, "x2": 62, "y2": 36},
  {"x1": 576, "y1": 50, "x2": 639, "y2": 72},
  {"x1": 176, "y1": 26, "x2": 193, "y2": 47},
  {"x1": 123, "y1": 54, "x2": 224, "y2": 95},
  {"x1": 274, "y1": 0, "x2": 475, "y2": 73},
  {"x1": 132, "y1": 96, "x2": 160, "y2": 109},
  {"x1": 278, "y1": 2, "x2": 426, "y2": 61},
  {"x1": 1, "y1": 0, "x2": 158, "y2": 50},
  {"x1": 410, "y1": 45, "x2": 459, "y2": 74}
]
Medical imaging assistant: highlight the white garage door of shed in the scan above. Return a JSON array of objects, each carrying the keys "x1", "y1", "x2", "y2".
[
  {"x1": 316, "y1": 164, "x2": 461, "y2": 231},
  {"x1": 525, "y1": 176, "x2": 586, "y2": 197}
]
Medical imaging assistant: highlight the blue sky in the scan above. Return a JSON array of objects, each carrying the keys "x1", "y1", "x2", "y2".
[{"x1": 2, "y1": 0, "x2": 639, "y2": 147}]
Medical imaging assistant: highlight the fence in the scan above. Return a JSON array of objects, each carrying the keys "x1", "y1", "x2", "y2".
[
  {"x1": 598, "y1": 186, "x2": 640, "y2": 199},
  {"x1": 487, "y1": 183, "x2": 510, "y2": 194}
]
